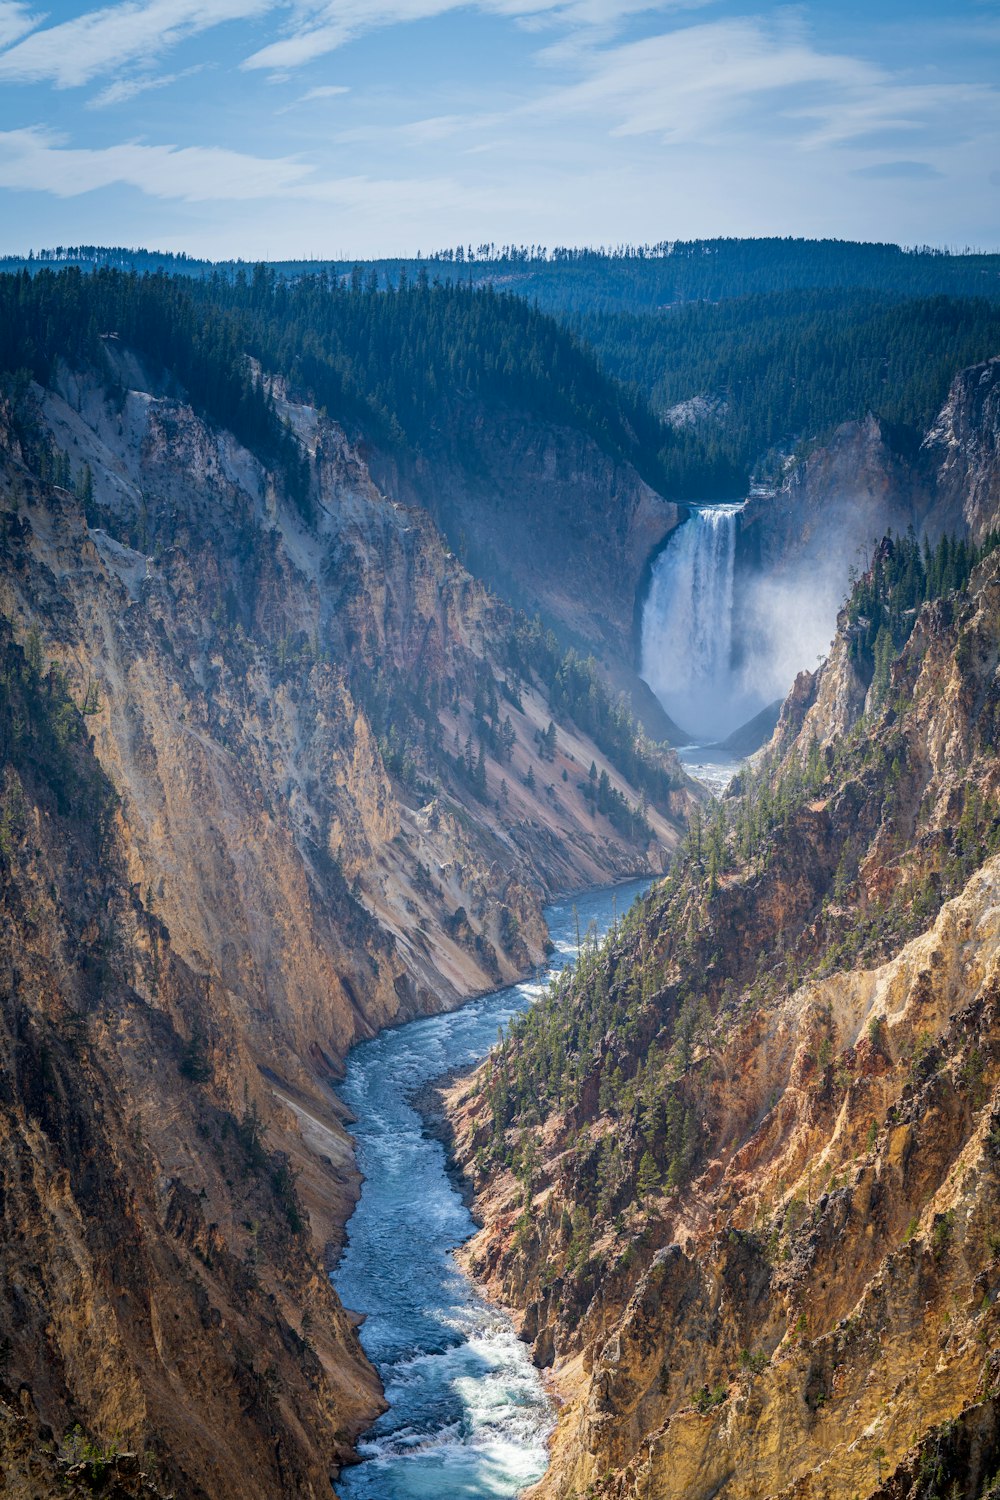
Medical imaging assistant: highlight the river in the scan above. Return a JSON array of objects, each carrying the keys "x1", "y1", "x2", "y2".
[{"x1": 333, "y1": 878, "x2": 652, "y2": 1500}]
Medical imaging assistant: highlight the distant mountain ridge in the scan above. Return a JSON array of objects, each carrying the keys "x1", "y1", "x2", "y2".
[{"x1": 6, "y1": 237, "x2": 1000, "y2": 310}]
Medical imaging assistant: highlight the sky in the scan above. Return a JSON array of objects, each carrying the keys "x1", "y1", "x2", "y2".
[{"x1": 0, "y1": 0, "x2": 997, "y2": 259}]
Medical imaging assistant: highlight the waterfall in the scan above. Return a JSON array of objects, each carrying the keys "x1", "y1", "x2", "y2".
[{"x1": 640, "y1": 503, "x2": 754, "y2": 742}]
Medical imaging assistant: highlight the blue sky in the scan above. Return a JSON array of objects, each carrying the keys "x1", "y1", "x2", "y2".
[{"x1": 0, "y1": 0, "x2": 997, "y2": 258}]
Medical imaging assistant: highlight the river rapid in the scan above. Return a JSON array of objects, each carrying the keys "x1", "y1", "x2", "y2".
[{"x1": 333, "y1": 878, "x2": 651, "y2": 1500}]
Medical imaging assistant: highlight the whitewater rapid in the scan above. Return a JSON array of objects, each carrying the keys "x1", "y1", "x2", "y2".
[{"x1": 333, "y1": 880, "x2": 650, "y2": 1500}]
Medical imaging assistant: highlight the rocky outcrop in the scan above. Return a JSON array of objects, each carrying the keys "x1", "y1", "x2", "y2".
[
  {"x1": 740, "y1": 415, "x2": 926, "y2": 581},
  {"x1": 727, "y1": 359, "x2": 1000, "y2": 716},
  {"x1": 0, "y1": 1386, "x2": 170, "y2": 1499},
  {"x1": 922, "y1": 355, "x2": 1000, "y2": 542},
  {"x1": 733, "y1": 357, "x2": 1000, "y2": 685},
  {"x1": 730, "y1": 419, "x2": 928, "y2": 709}
]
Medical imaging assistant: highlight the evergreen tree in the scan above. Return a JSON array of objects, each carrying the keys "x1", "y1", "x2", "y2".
[{"x1": 636, "y1": 1150, "x2": 661, "y2": 1203}]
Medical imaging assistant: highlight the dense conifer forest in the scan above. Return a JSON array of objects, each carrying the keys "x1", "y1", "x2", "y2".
[
  {"x1": 202, "y1": 264, "x2": 669, "y2": 481},
  {"x1": 573, "y1": 291, "x2": 1000, "y2": 493},
  {"x1": 3, "y1": 248, "x2": 1000, "y2": 506}
]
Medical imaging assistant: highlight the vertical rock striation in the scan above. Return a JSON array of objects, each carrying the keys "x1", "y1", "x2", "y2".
[{"x1": 0, "y1": 356, "x2": 690, "y2": 1497}]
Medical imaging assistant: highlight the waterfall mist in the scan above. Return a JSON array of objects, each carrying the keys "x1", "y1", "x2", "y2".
[
  {"x1": 640, "y1": 504, "x2": 750, "y2": 741},
  {"x1": 640, "y1": 503, "x2": 844, "y2": 743}
]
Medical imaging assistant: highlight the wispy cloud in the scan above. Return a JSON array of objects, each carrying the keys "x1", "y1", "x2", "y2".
[
  {"x1": 333, "y1": 113, "x2": 471, "y2": 146},
  {"x1": 276, "y1": 82, "x2": 350, "y2": 112},
  {"x1": 0, "y1": 0, "x2": 270, "y2": 87},
  {"x1": 308, "y1": 14, "x2": 998, "y2": 163},
  {"x1": 296, "y1": 82, "x2": 349, "y2": 101},
  {"x1": 0, "y1": 126, "x2": 313, "y2": 198},
  {"x1": 852, "y1": 159, "x2": 943, "y2": 180},
  {"x1": 0, "y1": 124, "x2": 470, "y2": 216},
  {"x1": 0, "y1": 0, "x2": 39, "y2": 49},
  {"x1": 521, "y1": 16, "x2": 1000, "y2": 151},
  {"x1": 241, "y1": 0, "x2": 701, "y2": 73},
  {"x1": 89, "y1": 64, "x2": 205, "y2": 108}
]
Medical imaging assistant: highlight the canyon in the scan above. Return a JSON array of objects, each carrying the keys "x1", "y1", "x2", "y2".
[
  {"x1": 0, "y1": 245, "x2": 999, "y2": 1500},
  {"x1": 0, "y1": 329, "x2": 689, "y2": 1496}
]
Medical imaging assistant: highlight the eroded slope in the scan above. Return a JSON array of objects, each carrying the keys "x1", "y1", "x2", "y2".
[{"x1": 448, "y1": 539, "x2": 1000, "y2": 1500}]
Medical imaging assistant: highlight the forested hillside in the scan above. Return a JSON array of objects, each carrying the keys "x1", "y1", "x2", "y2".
[
  {"x1": 202, "y1": 265, "x2": 669, "y2": 482},
  {"x1": 6, "y1": 245, "x2": 1000, "y2": 503},
  {"x1": 0, "y1": 266, "x2": 310, "y2": 505},
  {"x1": 575, "y1": 291, "x2": 1000, "y2": 494},
  {"x1": 0, "y1": 266, "x2": 671, "y2": 495}
]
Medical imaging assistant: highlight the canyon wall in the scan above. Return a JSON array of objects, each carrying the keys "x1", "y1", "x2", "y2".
[
  {"x1": 0, "y1": 355, "x2": 689, "y2": 1497},
  {"x1": 367, "y1": 401, "x2": 680, "y2": 665},
  {"x1": 447, "y1": 509, "x2": 1000, "y2": 1499}
]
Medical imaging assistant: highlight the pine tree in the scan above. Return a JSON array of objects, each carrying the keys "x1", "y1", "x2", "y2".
[
  {"x1": 872, "y1": 623, "x2": 894, "y2": 704},
  {"x1": 636, "y1": 1150, "x2": 661, "y2": 1203},
  {"x1": 76, "y1": 462, "x2": 93, "y2": 508}
]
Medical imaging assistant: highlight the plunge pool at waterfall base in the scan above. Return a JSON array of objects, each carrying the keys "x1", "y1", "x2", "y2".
[
  {"x1": 333, "y1": 879, "x2": 652, "y2": 1500},
  {"x1": 676, "y1": 744, "x2": 745, "y2": 796}
]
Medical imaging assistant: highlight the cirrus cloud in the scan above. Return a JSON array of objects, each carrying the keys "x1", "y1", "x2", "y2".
[{"x1": 0, "y1": 0, "x2": 271, "y2": 87}]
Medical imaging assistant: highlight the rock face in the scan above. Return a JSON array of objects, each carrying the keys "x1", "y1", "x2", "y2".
[
  {"x1": 922, "y1": 355, "x2": 1000, "y2": 542},
  {"x1": 368, "y1": 400, "x2": 680, "y2": 661},
  {"x1": 741, "y1": 348, "x2": 1000, "y2": 581},
  {"x1": 0, "y1": 359, "x2": 691, "y2": 1497},
  {"x1": 738, "y1": 415, "x2": 929, "y2": 596},
  {"x1": 730, "y1": 419, "x2": 924, "y2": 712},
  {"x1": 448, "y1": 539, "x2": 1000, "y2": 1500},
  {"x1": 720, "y1": 363, "x2": 1000, "y2": 736},
  {"x1": 0, "y1": 615, "x2": 380, "y2": 1499}
]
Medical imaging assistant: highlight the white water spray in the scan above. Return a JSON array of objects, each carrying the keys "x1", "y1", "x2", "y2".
[
  {"x1": 640, "y1": 503, "x2": 755, "y2": 741},
  {"x1": 641, "y1": 495, "x2": 882, "y2": 747}
]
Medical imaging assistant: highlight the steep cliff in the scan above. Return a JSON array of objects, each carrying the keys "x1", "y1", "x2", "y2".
[
  {"x1": 738, "y1": 353, "x2": 1000, "y2": 584},
  {"x1": 0, "y1": 618, "x2": 381, "y2": 1498},
  {"x1": 0, "y1": 346, "x2": 691, "y2": 1497},
  {"x1": 368, "y1": 400, "x2": 680, "y2": 665},
  {"x1": 447, "y1": 538, "x2": 1000, "y2": 1500},
  {"x1": 922, "y1": 355, "x2": 1000, "y2": 543}
]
